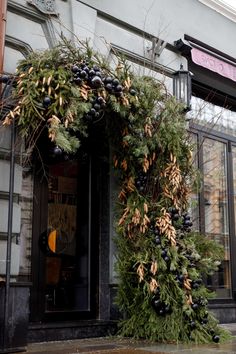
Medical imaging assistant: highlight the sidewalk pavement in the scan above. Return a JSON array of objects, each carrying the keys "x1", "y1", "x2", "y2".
[{"x1": 23, "y1": 324, "x2": 236, "y2": 354}]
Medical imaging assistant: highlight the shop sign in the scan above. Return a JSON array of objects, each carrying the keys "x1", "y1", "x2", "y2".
[{"x1": 191, "y1": 47, "x2": 236, "y2": 82}]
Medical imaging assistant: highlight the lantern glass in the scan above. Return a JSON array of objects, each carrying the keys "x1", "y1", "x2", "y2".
[{"x1": 173, "y1": 65, "x2": 192, "y2": 111}]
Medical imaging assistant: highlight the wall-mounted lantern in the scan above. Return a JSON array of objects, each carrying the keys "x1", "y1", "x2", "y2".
[{"x1": 173, "y1": 64, "x2": 192, "y2": 112}]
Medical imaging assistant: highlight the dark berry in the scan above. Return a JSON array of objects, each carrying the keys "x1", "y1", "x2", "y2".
[
  {"x1": 105, "y1": 83, "x2": 113, "y2": 91},
  {"x1": 192, "y1": 282, "x2": 199, "y2": 289},
  {"x1": 155, "y1": 236, "x2": 161, "y2": 245},
  {"x1": 212, "y1": 335, "x2": 220, "y2": 343},
  {"x1": 83, "y1": 66, "x2": 90, "y2": 73},
  {"x1": 172, "y1": 213, "x2": 180, "y2": 221},
  {"x1": 80, "y1": 70, "x2": 87, "y2": 78},
  {"x1": 90, "y1": 108, "x2": 96, "y2": 116},
  {"x1": 74, "y1": 77, "x2": 82, "y2": 85},
  {"x1": 43, "y1": 96, "x2": 51, "y2": 107},
  {"x1": 161, "y1": 249, "x2": 167, "y2": 257},
  {"x1": 53, "y1": 146, "x2": 62, "y2": 156},
  {"x1": 97, "y1": 96, "x2": 105, "y2": 104},
  {"x1": 93, "y1": 103, "x2": 101, "y2": 111},
  {"x1": 158, "y1": 308, "x2": 165, "y2": 316},
  {"x1": 190, "y1": 321, "x2": 196, "y2": 329},
  {"x1": 71, "y1": 65, "x2": 79, "y2": 73},
  {"x1": 184, "y1": 220, "x2": 193, "y2": 227},
  {"x1": 115, "y1": 84, "x2": 123, "y2": 92},
  {"x1": 115, "y1": 91, "x2": 123, "y2": 97},
  {"x1": 104, "y1": 76, "x2": 113, "y2": 83},
  {"x1": 184, "y1": 214, "x2": 191, "y2": 220},
  {"x1": 89, "y1": 69, "x2": 96, "y2": 76},
  {"x1": 152, "y1": 298, "x2": 162, "y2": 309},
  {"x1": 192, "y1": 303, "x2": 199, "y2": 310},
  {"x1": 91, "y1": 75, "x2": 103, "y2": 88},
  {"x1": 93, "y1": 65, "x2": 100, "y2": 71},
  {"x1": 129, "y1": 88, "x2": 136, "y2": 96},
  {"x1": 112, "y1": 78, "x2": 119, "y2": 86}
]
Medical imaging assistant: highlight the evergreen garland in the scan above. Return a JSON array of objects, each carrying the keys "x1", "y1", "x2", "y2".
[{"x1": 1, "y1": 38, "x2": 231, "y2": 343}]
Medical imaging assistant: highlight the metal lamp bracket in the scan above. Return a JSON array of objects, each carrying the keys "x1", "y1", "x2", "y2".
[{"x1": 147, "y1": 37, "x2": 167, "y2": 58}]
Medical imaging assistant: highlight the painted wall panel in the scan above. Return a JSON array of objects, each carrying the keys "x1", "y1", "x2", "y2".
[
  {"x1": 4, "y1": 46, "x2": 25, "y2": 73},
  {"x1": 70, "y1": 0, "x2": 97, "y2": 44},
  {"x1": 0, "y1": 201, "x2": 21, "y2": 233},
  {"x1": 0, "y1": 161, "x2": 22, "y2": 194},
  {"x1": 81, "y1": 0, "x2": 236, "y2": 58},
  {"x1": 6, "y1": 11, "x2": 49, "y2": 50}
]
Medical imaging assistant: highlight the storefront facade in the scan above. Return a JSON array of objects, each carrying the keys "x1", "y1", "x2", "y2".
[{"x1": 1, "y1": 0, "x2": 236, "y2": 350}]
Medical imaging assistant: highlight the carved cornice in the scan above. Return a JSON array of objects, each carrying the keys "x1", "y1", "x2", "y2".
[
  {"x1": 199, "y1": 0, "x2": 236, "y2": 22},
  {"x1": 27, "y1": 0, "x2": 58, "y2": 15}
]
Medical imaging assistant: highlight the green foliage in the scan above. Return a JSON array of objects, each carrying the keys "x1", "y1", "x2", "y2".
[{"x1": 3, "y1": 38, "x2": 232, "y2": 344}]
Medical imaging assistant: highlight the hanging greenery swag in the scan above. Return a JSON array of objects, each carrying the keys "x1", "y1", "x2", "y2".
[{"x1": 1, "y1": 38, "x2": 231, "y2": 343}]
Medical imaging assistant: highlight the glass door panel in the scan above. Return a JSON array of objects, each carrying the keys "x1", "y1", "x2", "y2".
[
  {"x1": 45, "y1": 158, "x2": 90, "y2": 312},
  {"x1": 203, "y1": 138, "x2": 231, "y2": 298}
]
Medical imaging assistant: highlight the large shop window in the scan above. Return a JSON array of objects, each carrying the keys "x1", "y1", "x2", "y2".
[
  {"x1": 202, "y1": 138, "x2": 231, "y2": 298},
  {"x1": 189, "y1": 96, "x2": 236, "y2": 299}
]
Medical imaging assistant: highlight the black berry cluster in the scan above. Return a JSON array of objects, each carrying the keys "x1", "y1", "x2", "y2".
[
  {"x1": 192, "y1": 278, "x2": 202, "y2": 289},
  {"x1": 103, "y1": 76, "x2": 123, "y2": 97},
  {"x1": 186, "y1": 299, "x2": 220, "y2": 342},
  {"x1": 182, "y1": 213, "x2": 193, "y2": 232},
  {"x1": 185, "y1": 250, "x2": 197, "y2": 269},
  {"x1": 150, "y1": 223, "x2": 161, "y2": 245},
  {"x1": 169, "y1": 208, "x2": 193, "y2": 233},
  {"x1": 135, "y1": 171, "x2": 147, "y2": 193},
  {"x1": 85, "y1": 95, "x2": 106, "y2": 122},
  {"x1": 169, "y1": 207, "x2": 180, "y2": 222},
  {"x1": 151, "y1": 289, "x2": 172, "y2": 316},
  {"x1": 175, "y1": 273, "x2": 185, "y2": 287},
  {"x1": 71, "y1": 62, "x2": 103, "y2": 88},
  {"x1": 161, "y1": 248, "x2": 170, "y2": 263}
]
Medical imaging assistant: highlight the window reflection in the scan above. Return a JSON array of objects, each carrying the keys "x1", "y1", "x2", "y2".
[
  {"x1": 189, "y1": 133, "x2": 200, "y2": 231},
  {"x1": 188, "y1": 96, "x2": 236, "y2": 136},
  {"x1": 203, "y1": 139, "x2": 231, "y2": 298}
]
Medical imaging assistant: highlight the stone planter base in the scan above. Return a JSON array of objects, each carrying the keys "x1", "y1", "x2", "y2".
[{"x1": 0, "y1": 285, "x2": 29, "y2": 353}]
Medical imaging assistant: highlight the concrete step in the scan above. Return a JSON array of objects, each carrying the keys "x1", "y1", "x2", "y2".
[{"x1": 220, "y1": 323, "x2": 236, "y2": 335}]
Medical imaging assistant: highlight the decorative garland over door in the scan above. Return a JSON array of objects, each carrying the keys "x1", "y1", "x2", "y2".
[{"x1": 1, "y1": 39, "x2": 230, "y2": 343}]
